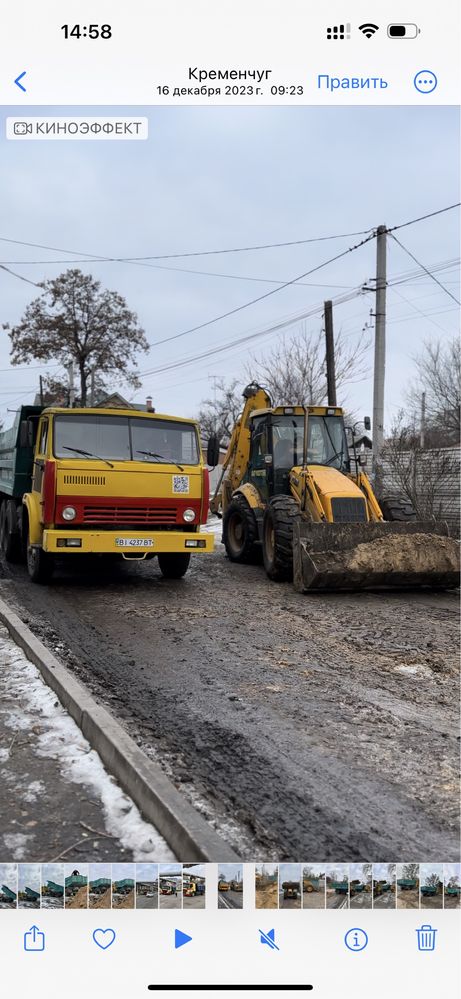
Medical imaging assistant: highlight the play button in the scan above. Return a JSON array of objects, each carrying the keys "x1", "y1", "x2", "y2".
[{"x1": 175, "y1": 929, "x2": 192, "y2": 949}]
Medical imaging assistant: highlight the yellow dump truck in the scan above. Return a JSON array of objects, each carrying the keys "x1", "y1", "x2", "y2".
[{"x1": 0, "y1": 404, "x2": 216, "y2": 583}]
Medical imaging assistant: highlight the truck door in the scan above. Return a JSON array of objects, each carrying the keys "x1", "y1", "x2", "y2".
[{"x1": 32, "y1": 417, "x2": 52, "y2": 523}]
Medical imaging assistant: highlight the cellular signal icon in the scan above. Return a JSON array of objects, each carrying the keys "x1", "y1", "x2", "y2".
[
  {"x1": 326, "y1": 23, "x2": 351, "y2": 40},
  {"x1": 359, "y1": 23, "x2": 379, "y2": 38}
]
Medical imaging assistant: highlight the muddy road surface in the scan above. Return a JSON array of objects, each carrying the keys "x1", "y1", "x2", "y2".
[{"x1": 0, "y1": 539, "x2": 459, "y2": 861}]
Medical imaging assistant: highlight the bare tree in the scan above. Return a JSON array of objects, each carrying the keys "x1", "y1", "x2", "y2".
[
  {"x1": 5, "y1": 269, "x2": 148, "y2": 406},
  {"x1": 387, "y1": 864, "x2": 396, "y2": 881},
  {"x1": 362, "y1": 864, "x2": 372, "y2": 883},
  {"x1": 382, "y1": 410, "x2": 459, "y2": 521},
  {"x1": 425, "y1": 872, "x2": 441, "y2": 888},
  {"x1": 197, "y1": 378, "x2": 242, "y2": 443},
  {"x1": 407, "y1": 337, "x2": 460, "y2": 443},
  {"x1": 402, "y1": 864, "x2": 419, "y2": 881},
  {"x1": 245, "y1": 325, "x2": 370, "y2": 406}
]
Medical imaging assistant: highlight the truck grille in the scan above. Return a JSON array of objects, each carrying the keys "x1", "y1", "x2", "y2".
[
  {"x1": 63, "y1": 474, "x2": 106, "y2": 486},
  {"x1": 83, "y1": 505, "x2": 178, "y2": 525},
  {"x1": 331, "y1": 497, "x2": 367, "y2": 523}
]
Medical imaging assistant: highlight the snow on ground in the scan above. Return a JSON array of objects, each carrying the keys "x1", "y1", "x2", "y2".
[
  {"x1": 0, "y1": 625, "x2": 176, "y2": 861},
  {"x1": 203, "y1": 516, "x2": 223, "y2": 540}
]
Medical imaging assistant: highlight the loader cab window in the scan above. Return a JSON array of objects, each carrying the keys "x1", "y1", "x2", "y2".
[
  {"x1": 307, "y1": 416, "x2": 350, "y2": 472},
  {"x1": 271, "y1": 415, "x2": 350, "y2": 474},
  {"x1": 248, "y1": 417, "x2": 270, "y2": 501},
  {"x1": 272, "y1": 417, "x2": 304, "y2": 493}
]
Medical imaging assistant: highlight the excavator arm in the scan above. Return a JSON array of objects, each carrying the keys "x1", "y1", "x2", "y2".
[{"x1": 209, "y1": 383, "x2": 271, "y2": 515}]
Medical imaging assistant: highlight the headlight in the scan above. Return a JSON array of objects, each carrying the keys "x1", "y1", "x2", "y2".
[
  {"x1": 183, "y1": 508, "x2": 196, "y2": 523},
  {"x1": 62, "y1": 506, "x2": 76, "y2": 521}
]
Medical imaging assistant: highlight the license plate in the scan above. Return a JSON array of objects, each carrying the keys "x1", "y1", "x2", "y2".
[{"x1": 115, "y1": 538, "x2": 154, "y2": 548}]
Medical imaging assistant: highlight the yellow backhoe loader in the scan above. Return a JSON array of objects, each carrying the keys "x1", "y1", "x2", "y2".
[{"x1": 209, "y1": 383, "x2": 459, "y2": 592}]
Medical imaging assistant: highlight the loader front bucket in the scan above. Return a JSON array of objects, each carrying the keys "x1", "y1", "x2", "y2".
[{"x1": 293, "y1": 519, "x2": 460, "y2": 592}]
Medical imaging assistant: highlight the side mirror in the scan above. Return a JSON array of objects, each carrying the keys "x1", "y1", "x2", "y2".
[
  {"x1": 364, "y1": 416, "x2": 371, "y2": 431},
  {"x1": 19, "y1": 419, "x2": 35, "y2": 448},
  {"x1": 206, "y1": 434, "x2": 220, "y2": 468},
  {"x1": 359, "y1": 453, "x2": 368, "y2": 467}
]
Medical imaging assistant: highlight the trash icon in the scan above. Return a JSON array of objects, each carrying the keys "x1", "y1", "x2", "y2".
[{"x1": 416, "y1": 925, "x2": 437, "y2": 951}]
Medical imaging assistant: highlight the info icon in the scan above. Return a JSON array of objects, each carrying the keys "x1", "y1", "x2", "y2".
[
  {"x1": 326, "y1": 23, "x2": 351, "y2": 40},
  {"x1": 345, "y1": 928, "x2": 368, "y2": 952}
]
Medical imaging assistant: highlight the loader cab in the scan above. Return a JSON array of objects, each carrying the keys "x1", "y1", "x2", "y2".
[{"x1": 247, "y1": 407, "x2": 350, "y2": 499}]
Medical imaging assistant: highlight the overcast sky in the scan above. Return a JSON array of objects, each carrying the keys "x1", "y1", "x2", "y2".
[
  {"x1": 42, "y1": 864, "x2": 63, "y2": 885},
  {"x1": 18, "y1": 863, "x2": 40, "y2": 892},
  {"x1": 0, "y1": 106, "x2": 459, "y2": 428}
]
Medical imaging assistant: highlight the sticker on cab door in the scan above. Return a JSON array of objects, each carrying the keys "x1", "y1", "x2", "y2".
[
  {"x1": 115, "y1": 538, "x2": 154, "y2": 547},
  {"x1": 172, "y1": 475, "x2": 189, "y2": 494}
]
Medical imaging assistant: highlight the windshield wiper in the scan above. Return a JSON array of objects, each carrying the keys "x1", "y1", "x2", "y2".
[
  {"x1": 62, "y1": 446, "x2": 114, "y2": 469},
  {"x1": 136, "y1": 450, "x2": 184, "y2": 472}
]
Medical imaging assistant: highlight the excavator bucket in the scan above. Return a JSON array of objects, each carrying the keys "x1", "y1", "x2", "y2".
[{"x1": 293, "y1": 519, "x2": 460, "y2": 592}]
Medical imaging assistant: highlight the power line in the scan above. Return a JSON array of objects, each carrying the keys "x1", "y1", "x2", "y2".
[
  {"x1": 390, "y1": 234, "x2": 460, "y2": 305},
  {"x1": 0, "y1": 228, "x2": 373, "y2": 264},
  {"x1": 147, "y1": 232, "x2": 376, "y2": 350},
  {"x1": 0, "y1": 202, "x2": 458, "y2": 270},
  {"x1": 0, "y1": 264, "x2": 42, "y2": 288},
  {"x1": 388, "y1": 202, "x2": 461, "y2": 233}
]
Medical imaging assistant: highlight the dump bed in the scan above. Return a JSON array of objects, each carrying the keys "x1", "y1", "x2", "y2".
[{"x1": 0, "y1": 405, "x2": 42, "y2": 499}]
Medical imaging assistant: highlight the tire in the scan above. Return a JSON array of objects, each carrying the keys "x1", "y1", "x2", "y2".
[
  {"x1": 0, "y1": 500, "x2": 22, "y2": 563},
  {"x1": 379, "y1": 494, "x2": 417, "y2": 522},
  {"x1": 262, "y1": 495, "x2": 300, "y2": 582},
  {"x1": 26, "y1": 529, "x2": 54, "y2": 584},
  {"x1": 222, "y1": 494, "x2": 259, "y2": 563},
  {"x1": 157, "y1": 553, "x2": 191, "y2": 579}
]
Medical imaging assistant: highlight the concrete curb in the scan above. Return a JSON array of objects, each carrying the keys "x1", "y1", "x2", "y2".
[{"x1": 0, "y1": 597, "x2": 240, "y2": 862}]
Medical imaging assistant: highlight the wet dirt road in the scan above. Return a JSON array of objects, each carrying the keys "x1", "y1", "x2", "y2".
[{"x1": 0, "y1": 542, "x2": 459, "y2": 861}]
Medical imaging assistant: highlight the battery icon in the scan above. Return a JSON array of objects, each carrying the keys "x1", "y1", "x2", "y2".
[{"x1": 388, "y1": 23, "x2": 420, "y2": 38}]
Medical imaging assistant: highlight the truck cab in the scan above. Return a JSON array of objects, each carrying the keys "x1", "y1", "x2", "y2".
[{"x1": 0, "y1": 405, "x2": 214, "y2": 583}]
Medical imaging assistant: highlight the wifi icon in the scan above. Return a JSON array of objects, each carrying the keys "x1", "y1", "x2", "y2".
[{"x1": 359, "y1": 23, "x2": 379, "y2": 37}]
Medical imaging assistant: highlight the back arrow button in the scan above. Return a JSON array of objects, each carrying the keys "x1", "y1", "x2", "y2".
[{"x1": 14, "y1": 71, "x2": 27, "y2": 92}]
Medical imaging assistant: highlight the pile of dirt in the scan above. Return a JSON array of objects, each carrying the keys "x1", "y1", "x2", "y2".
[
  {"x1": 66, "y1": 886, "x2": 88, "y2": 909},
  {"x1": 112, "y1": 890, "x2": 134, "y2": 909},
  {"x1": 89, "y1": 891, "x2": 111, "y2": 909}
]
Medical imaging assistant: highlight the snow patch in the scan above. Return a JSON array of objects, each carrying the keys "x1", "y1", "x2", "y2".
[
  {"x1": 0, "y1": 630, "x2": 175, "y2": 860},
  {"x1": 3, "y1": 833, "x2": 33, "y2": 860},
  {"x1": 23, "y1": 780, "x2": 46, "y2": 803}
]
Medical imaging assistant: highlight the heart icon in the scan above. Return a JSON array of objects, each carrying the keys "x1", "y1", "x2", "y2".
[{"x1": 93, "y1": 928, "x2": 116, "y2": 950}]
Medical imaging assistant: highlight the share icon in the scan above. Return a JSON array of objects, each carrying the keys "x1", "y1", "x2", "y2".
[{"x1": 259, "y1": 928, "x2": 280, "y2": 951}]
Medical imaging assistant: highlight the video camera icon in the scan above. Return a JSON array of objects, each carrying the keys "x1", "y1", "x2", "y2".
[{"x1": 13, "y1": 121, "x2": 32, "y2": 135}]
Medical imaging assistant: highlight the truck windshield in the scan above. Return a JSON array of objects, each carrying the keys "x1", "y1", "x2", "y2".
[
  {"x1": 54, "y1": 414, "x2": 200, "y2": 464},
  {"x1": 272, "y1": 415, "x2": 350, "y2": 472}
]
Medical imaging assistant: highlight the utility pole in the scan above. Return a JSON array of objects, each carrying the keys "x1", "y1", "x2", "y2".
[
  {"x1": 67, "y1": 361, "x2": 75, "y2": 408},
  {"x1": 324, "y1": 300, "x2": 337, "y2": 406},
  {"x1": 420, "y1": 391, "x2": 426, "y2": 449},
  {"x1": 90, "y1": 365, "x2": 96, "y2": 407},
  {"x1": 39, "y1": 375, "x2": 44, "y2": 406},
  {"x1": 372, "y1": 225, "x2": 387, "y2": 490}
]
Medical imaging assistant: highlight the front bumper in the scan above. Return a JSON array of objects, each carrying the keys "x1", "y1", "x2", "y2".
[{"x1": 42, "y1": 528, "x2": 214, "y2": 555}]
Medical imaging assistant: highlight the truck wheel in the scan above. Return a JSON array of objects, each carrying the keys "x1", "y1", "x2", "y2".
[
  {"x1": 26, "y1": 533, "x2": 54, "y2": 584},
  {"x1": 157, "y1": 553, "x2": 191, "y2": 579},
  {"x1": 262, "y1": 495, "x2": 299, "y2": 582},
  {"x1": 223, "y1": 494, "x2": 258, "y2": 563},
  {"x1": 0, "y1": 500, "x2": 22, "y2": 563},
  {"x1": 379, "y1": 494, "x2": 417, "y2": 522}
]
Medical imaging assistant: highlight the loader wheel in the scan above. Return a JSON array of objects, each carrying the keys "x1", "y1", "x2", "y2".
[
  {"x1": 262, "y1": 495, "x2": 299, "y2": 582},
  {"x1": 157, "y1": 553, "x2": 191, "y2": 579},
  {"x1": 223, "y1": 494, "x2": 259, "y2": 563},
  {"x1": 26, "y1": 532, "x2": 54, "y2": 584},
  {"x1": 0, "y1": 500, "x2": 22, "y2": 563},
  {"x1": 379, "y1": 494, "x2": 417, "y2": 522}
]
